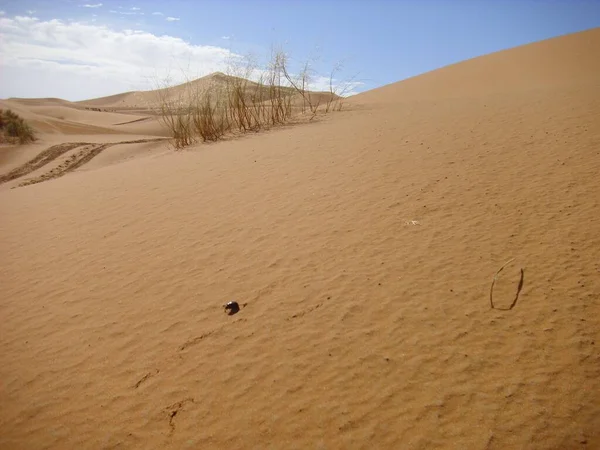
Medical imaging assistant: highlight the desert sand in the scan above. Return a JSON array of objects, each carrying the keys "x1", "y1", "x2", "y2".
[{"x1": 1, "y1": 28, "x2": 599, "y2": 449}]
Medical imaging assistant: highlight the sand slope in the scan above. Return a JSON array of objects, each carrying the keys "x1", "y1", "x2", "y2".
[
  {"x1": 359, "y1": 27, "x2": 600, "y2": 104},
  {"x1": 1, "y1": 28, "x2": 599, "y2": 449}
]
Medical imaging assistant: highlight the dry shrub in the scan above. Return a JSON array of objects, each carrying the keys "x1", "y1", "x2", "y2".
[
  {"x1": 157, "y1": 49, "x2": 347, "y2": 148},
  {"x1": 191, "y1": 93, "x2": 229, "y2": 142},
  {"x1": 0, "y1": 109, "x2": 36, "y2": 144}
]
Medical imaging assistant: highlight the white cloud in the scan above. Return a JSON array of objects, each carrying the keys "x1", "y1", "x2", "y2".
[
  {"x1": 81, "y1": 3, "x2": 103, "y2": 7},
  {"x1": 152, "y1": 12, "x2": 163, "y2": 16},
  {"x1": 165, "y1": 17, "x2": 180, "y2": 22},
  {"x1": 26, "y1": 10, "x2": 36, "y2": 15},
  {"x1": 0, "y1": 16, "x2": 238, "y2": 100},
  {"x1": 131, "y1": 7, "x2": 140, "y2": 11},
  {"x1": 109, "y1": 10, "x2": 138, "y2": 15},
  {"x1": 307, "y1": 76, "x2": 364, "y2": 96},
  {"x1": 0, "y1": 11, "x2": 5, "y2": 16},
  {"x1": 221, "y1": 36, "x2": 230, "y2": 40}
]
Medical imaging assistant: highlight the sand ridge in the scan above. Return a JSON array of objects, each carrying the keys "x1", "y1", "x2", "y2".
[{"x1": 1, "y1": 27, "x2": 599, "y2": 449}]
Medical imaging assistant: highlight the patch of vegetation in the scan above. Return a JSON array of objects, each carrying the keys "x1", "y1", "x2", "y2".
[
  {"x1": 0, "y1": 109, "x2": 36, "y2": 144},
  {"x1": 156, "y1": 49, "x2": 353, "y2": 149}
]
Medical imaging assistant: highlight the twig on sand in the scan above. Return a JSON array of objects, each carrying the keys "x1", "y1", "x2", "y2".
[
  {"x1": 490, "y1": 258, "x2": 524, "y2": 310},
  {"x1": 508, "y1": 268, "x2": 525, "y2": 310}
]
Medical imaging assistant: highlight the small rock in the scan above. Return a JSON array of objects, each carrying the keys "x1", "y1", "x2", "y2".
[{"x1": 224, "y1": 301, "x2": 240, "y2": 315}]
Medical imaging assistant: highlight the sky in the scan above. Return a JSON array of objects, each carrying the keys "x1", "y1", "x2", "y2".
[{"x1": 0, "y1": 0, "x2": 599, "y2": 101}]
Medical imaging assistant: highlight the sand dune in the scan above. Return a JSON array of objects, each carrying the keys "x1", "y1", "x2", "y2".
[
  {"x1": 77, "y1": 72, "x2": 338, "y2": 110},
  {"x1": 0, "y1": 72, "x2": 333, "y2": 175},
  {"x1": 25, "y1": 106, "x2": 149, "y2": 128},
  {"x1": 5, "y1": 97, "x2": 78, "y2": 108},
  {"x1": 0, "y1": 95, "x2": 170, "y2": 176},
  {"x1": 1, "y1": 28, "x2": 599, "y2": 450},
  {"x1": 76, "y1": 90, "x2": 140, "y2": 108},
  {"x1": 1, "y1": 99, "x2": 162, "y2": 137},
  {"x1": 360, "y1": 27, "x2": 600, "y2": 104}
]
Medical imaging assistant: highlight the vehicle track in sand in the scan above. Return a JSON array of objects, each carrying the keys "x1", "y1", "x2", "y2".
[
  {"x1": 0, "y1": 138, "x2": 166, "y2": 187},
  {"x1": 0, "y1": 142, "x2": 88, "y2": 184}
]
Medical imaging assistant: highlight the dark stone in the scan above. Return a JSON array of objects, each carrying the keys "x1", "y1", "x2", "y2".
[{"x1": 224, "y1": 301, "x2": 240, "y2": 315}]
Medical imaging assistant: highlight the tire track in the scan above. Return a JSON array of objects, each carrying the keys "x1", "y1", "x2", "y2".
[
  {"x1": 3, "y1": 138, "x2": 166, "y2": 188},
  {"x1": 0, "y1": 142, "x2": 87, "y2": 185},
  {"x1": 19, "y1": 143, "x2": 112, "y2": 187}
]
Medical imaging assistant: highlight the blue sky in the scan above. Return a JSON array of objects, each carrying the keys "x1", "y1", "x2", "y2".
[{"x1": 0, "y1": 0, "x2": 599, "y2": 100}]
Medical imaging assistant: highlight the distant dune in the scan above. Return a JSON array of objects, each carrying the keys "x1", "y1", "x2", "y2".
[
  {"x1": 76, "y1": 72, "x2": 338, "y2": 110},
  {"x1": 1, "y1": 28, "x2": 599, "y2": 450}
]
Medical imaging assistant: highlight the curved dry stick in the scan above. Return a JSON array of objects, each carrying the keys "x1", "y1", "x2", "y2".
[
  {"x1": 507, "y1": 268, "x2": 524, "y2": 310},
  {"x1": 490, "y1": 258, "x2": 515, "y2": 309}
]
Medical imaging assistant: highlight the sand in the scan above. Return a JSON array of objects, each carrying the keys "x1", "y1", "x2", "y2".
[{"x1": 1, "y1": 28, "x2": 599, "y2": 449}]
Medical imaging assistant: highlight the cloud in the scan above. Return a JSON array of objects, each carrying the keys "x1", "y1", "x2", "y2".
[
  {"x1": 221, "y1": 36, "x2": 230, "y2": 40},
  {"x1": 307, "y1": 76, "x2": 364, "y2": 96},
  {"x1": 0, "y1": 16, "x2": 238, "y2": 100},
  {"x1": 152, "y1": 12, "x2": 163, "y2": 16},
  {"x1": 81, "y1": 3, "x2": 103, "y2": 7},
  {"x1": 26, "y1": 10, "x2": 36, "y2": 15},
  {"x1": 130, "y1": 7, "x2": 140, "y2": 11},
  {"x1": 0, "y1": 11, "x2": 5, "y2": 16},
  {"x1": 165, "y1": 17, "x2": 180, "y2": 22},
  {"x1": 109, "y1": 10, "x2": 138, "y2": 15}
]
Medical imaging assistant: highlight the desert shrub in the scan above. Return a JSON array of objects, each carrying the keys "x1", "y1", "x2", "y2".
[
  {"x1": 156, "y1": 49, "x2": 350, "y2": 149},
  {"x1": 0, "y1": 109, "x2": 36, "y2": 144},
  {"x1": 191, "y1": 93, "x2": 230, "y2": 142}
]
